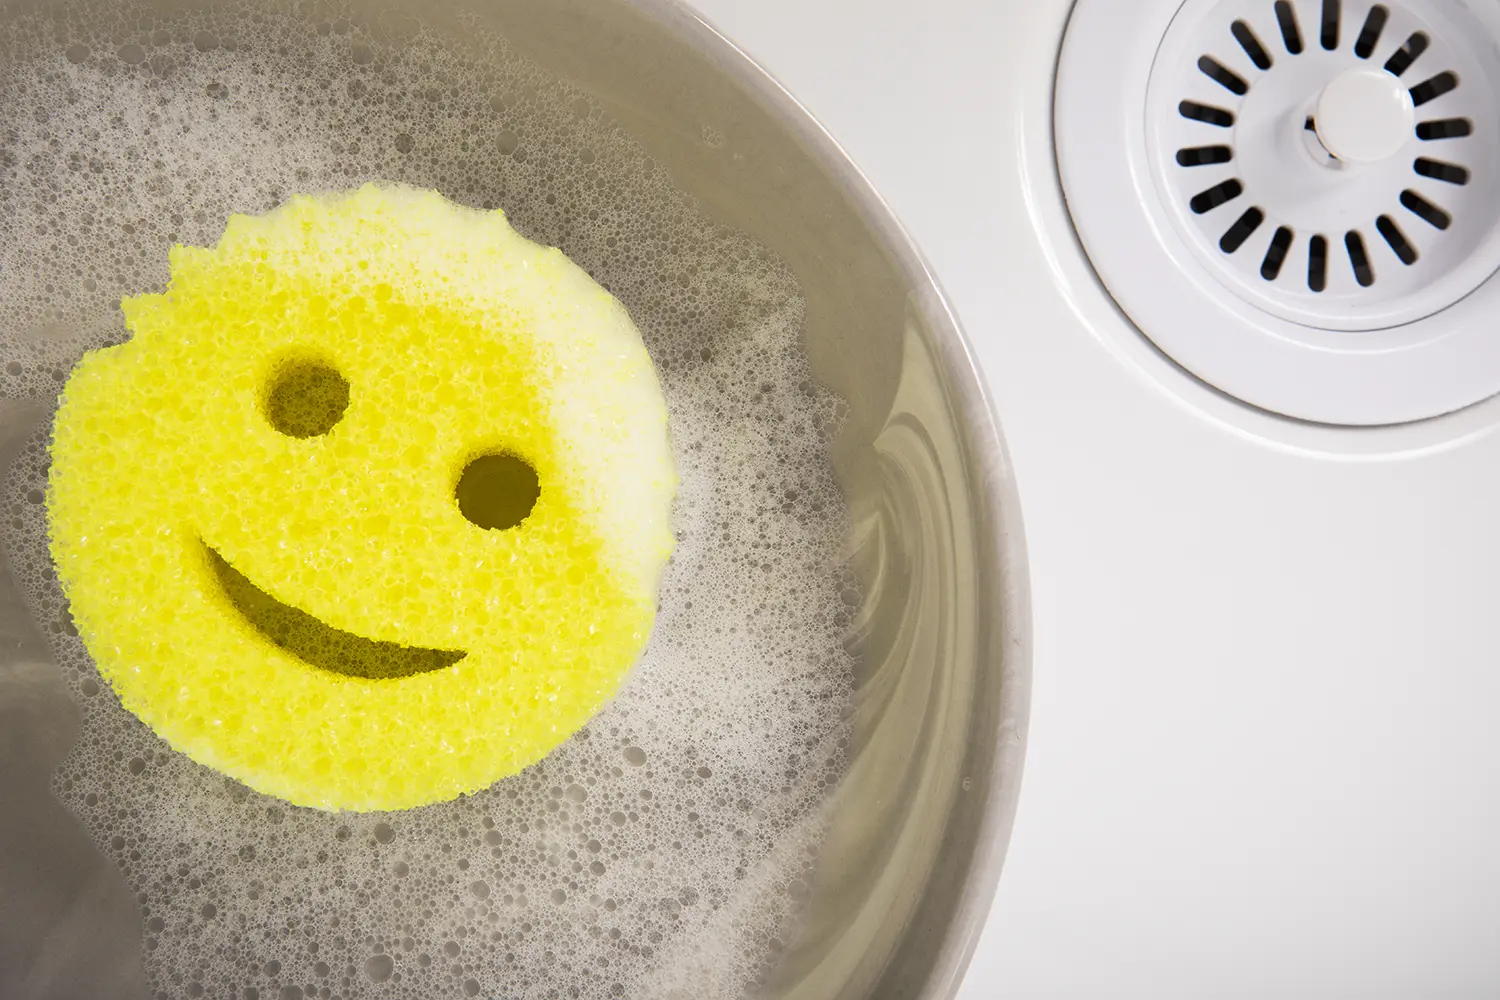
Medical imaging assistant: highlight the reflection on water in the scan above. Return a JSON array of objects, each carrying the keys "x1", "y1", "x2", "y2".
[
  {"x1": 766, "y1": 311, "x2": 994, "y2": 1000},
  {"x1": 0, "y1": 402, "x2": 147, "y2": 1000}
]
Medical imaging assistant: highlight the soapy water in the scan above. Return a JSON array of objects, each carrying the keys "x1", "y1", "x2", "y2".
[{"x1": 0, "y1": 1, "x2": 857, "y2": 997}]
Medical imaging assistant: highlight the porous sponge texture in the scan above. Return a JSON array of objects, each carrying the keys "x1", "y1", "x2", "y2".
[{"x1": 47, "y1": 184, "x2": 676, "y2": 812}]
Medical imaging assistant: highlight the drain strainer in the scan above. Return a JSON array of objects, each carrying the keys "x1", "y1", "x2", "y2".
[
  {"x1": 1058, "y1": 0, "x2": 1500, "y2": 425},
  {"x1": 1153, "y1": 0, "x2": 1500, "y2": 330}
]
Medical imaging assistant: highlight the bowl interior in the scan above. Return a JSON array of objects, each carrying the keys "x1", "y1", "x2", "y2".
[{"x1": 0, "y1": 0, "x2": 1028, "y2": 996}]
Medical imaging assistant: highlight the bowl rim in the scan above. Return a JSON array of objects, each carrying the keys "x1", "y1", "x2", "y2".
[{"x1": 610, "y1": 3, "x2": 1035, "y2": 995}]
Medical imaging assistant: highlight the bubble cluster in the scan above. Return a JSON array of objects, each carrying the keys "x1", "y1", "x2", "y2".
[{"x1": 0, "y1": 0, "x2": 856, "y2": 997}]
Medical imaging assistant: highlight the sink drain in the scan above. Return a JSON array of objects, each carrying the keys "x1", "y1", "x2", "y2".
[{"x1": 1058, "y1": 0, "x2": 1500, "y2": 425}]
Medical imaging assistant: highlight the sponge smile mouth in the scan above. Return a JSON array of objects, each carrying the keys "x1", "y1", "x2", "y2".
[{"x1": 205, "y1": 544, "x2": 466, "y2": 680}]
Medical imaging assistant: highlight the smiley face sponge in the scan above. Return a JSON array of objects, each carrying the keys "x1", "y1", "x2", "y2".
[{"x1": 46, "y1": 183, "x2": 676, "y2": 812}]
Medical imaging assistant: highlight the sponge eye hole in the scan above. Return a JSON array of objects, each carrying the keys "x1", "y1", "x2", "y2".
[
  {"x1": 456, "y1": 453, "x2": 540, "y2": 530},
  {"x1": 264, "y1": 359, "x2": 350, "y2": 438}
]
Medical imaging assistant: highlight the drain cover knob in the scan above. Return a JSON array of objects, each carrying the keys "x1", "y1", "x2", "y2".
[{"x1": 1314, "y1": 68, "x2": 1416, "y2": 165}]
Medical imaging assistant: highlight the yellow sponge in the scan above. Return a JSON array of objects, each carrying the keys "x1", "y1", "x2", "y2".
[{"x1": 46, "y1": 184, "x2": 676, "y2": 812}]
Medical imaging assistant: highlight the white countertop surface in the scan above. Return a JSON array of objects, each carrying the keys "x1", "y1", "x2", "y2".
[{"x1": 684, "y1": 0, "x2": 1500, "y2": 995}]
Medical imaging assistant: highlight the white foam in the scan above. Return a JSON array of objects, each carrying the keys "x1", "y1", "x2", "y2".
[{"x1": 0, "y1": 2, "x2": 857, "y2": 998}]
